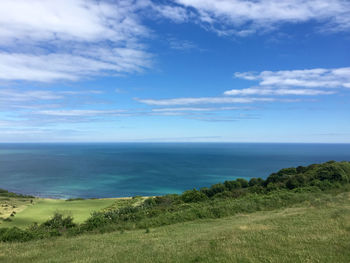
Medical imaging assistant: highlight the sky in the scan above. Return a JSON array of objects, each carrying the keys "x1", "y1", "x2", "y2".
[{"x1": 0, "y1": 0, "x2": 350, "y2": 143}]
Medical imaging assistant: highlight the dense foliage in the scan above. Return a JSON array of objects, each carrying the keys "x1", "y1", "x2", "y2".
[
  {"x1": 0, "y1": 189, "x2": 34, "y2": 198},
  {"x1": 1, "y1": 161, "x2": 349, "y2": 242}
]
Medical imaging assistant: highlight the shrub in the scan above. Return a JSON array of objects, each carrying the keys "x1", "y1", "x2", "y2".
[
  {"x1": 236, "y1": 179, "x2": 249, "y2": 188},
  {"x1": 249, "y1": 178, "x2": 263, "y2": 187},
  {"x1": 66, "y1": 198, "x2": 85, "y2": 201},
  {"x1": 224, "y1": 180, "x2": 241, "y2": 190},
  {"x1": 286, "y1": 177, "x2": 299, "y2": 190},
  {"x1": 213, "y1": 191, "x2": 233, "y2": 199},
  {"x1": 277, "y1": 167, "x2": 297, "y2": 176},
  {"x1": 82, "y1": 212, "x2": 109, "y2": 231},
  {"x1": 154, "y1": 194, "x2": 181, "y2": 206},
  {"x1": 181, "y1": 189, "x2": 208, "y2": 203},
  {"x1": 207, "y1": 183, "x2": 226, "y2": 197},
  {"x1": 143, "y1": 197, "x2": 157, "y2": 208},
  {"x1": 42, "y1": 213, "x2": 76, "y2": 230},
  {"x1": 0, "y1": 227, "x2": 34, "y2": 242}
]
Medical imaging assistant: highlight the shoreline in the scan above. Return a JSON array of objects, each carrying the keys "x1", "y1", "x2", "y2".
[{"x1": 1, "y1": 188, "x2": 150, "y2": 200}]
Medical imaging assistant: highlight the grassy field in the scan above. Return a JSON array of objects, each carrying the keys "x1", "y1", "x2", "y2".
[
  {"x1": 0, "y1": 197, "x2": 124, "y2": 228},
  {"x1": 1, "y1": 192, "x2": 349, "y2": 263}
]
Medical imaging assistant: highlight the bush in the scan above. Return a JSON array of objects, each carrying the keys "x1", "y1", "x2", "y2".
[
  {"x1": 0, "y1": 227, "x2": 34, "y2": 242},
  {"x1": 286, "y1": 177, "x2": 299, "y2": 190},
  {"x1": 213, "y1": 191, "x2": 233, "y2": 199},
  {"x1": 0, "y1": 189, "x2": 34, "y2": 198},
  {"x1": 82, "y1": 212, "x2": 109, "y2": 231},
  {"x1": 42, "y1": 213, "x2": 76, "y2": 230},
  {"x1": 66, "y1": 198, "x2": 85, "y2": 201},
  {"x1": 207, "y1": 183, "x2": 226, "y2": 197},
  {"x1": 181, "y1": 189, "x2": 208, "y2": 203},
  {"x1": 224, "y1": 180, "x2": 241, "y2": 190},
  {"x1": 154, "y1": 194, "x2": 181, "y2": 206},
  {"x1": 249, "y1": 178, "x2": 263, "y2": 187},
  {"x1": 236, "y1": 179, "x2": 249, "y2": 188}
]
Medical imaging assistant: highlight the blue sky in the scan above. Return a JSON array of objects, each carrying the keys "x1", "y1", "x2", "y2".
[{"x1": 0, "y1": 0, "x2": 350, "y2": 142}]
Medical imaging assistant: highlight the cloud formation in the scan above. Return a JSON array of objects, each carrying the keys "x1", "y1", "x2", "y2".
[
  {"x1": 36, "y1": 109, "x2": 126, "y2": 117},
  {"x1": 0, "y1": 89, "x2": 63, "y2": 101},
  {"x1": 152, "y1": 106, "x2": 251, "y2": 112},
  {"x1": 234, "y1": 67, "x2": 350, "y2": 88},
  {"x1": 173, "y1": 0, "x2": 350, "y2": 35},
  {"x1": 136, "y1": 97, "x2": 274, "y2": 106},
  {"x1": 1, "y1": 1, "x2": 349, "y2": 83},
  {"x1": 0, "y1": 0, "x2": 151, "y2": 82},
  {"x1": 0, "y1": 89, "x2": 103, "y2": 103},
  {"x1": 224, "y1": 88, "x2": 335, "y2": 96}
]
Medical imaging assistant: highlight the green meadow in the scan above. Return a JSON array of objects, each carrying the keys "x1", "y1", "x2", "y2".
[
  {"x1": 0, "y1": 198, "x2": 120, "y2": 228},
  {"x1": 0, "y1": 192, "x2": 349, "y2": 263}
]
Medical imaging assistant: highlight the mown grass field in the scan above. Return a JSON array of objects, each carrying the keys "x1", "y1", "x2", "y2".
[
  {"x1": 1, "y1": 192, "x2": 349, "y2": 263},
  {"x1": 0, "y1": 198, "x2": 122, "y2": 228}
]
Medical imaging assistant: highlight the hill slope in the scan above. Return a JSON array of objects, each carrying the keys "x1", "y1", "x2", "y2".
[{"x1": 0, "y1": 191, "x2": 349, "y2": 263}]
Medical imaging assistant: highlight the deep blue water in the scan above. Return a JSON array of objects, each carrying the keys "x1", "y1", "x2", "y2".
[{"x1": 0, "y1": 143, "x2": 349, "y2": 198}]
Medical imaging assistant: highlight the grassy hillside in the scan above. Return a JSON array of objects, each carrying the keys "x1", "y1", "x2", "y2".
[
  {"x1": 0, "y1": 191, "x2": 349, "y2": 263},
  {"x1": 0, "y1": 198, "x2": 122, "y2": 228}
]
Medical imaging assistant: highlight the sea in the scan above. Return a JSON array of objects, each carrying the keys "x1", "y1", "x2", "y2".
[{"x1": 0, "y1": 143, "x2": 349, "y2": 199}]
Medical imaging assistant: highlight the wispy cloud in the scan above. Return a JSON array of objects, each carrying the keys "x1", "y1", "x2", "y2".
[
  {"x1": 234, "y1": 67, "x2": 350, "y2": 88},
  {"x1": 35, "y1": 109, "x2": 126, "y2": 117},
  {"x1": 135, "y1": 97, "x2": 274, "y2": 106},
  {"x1": 0, "y1": 89, "x2": 63, "y2": 101},
  {"x1": 0, "y1": 89, "x2": 103, "y2": 102},
  {"x1": 0, "y1": 0, "x2": 151, "y2": 82},
  {"x1": 187, "y1": 113, "x2": 260, "y2": 122},
  {"x1": 0, "y1": 50, "x2": 152, "y2": 82},
  {"x1": 172, "y1": 0, "x2": 350, "y2": 36},
  {"x1": 152, "y1": 106, "x2": 252, "y2": 112},
  {"x1": 168, "y1": 38, "x2": 197, "y2": 51},
  {"x1": 224, "y1": 87, "x2": 335, "y2": 96},
  {"x1": 149, "y1": 2, "x2": 189, "y2": 23}
]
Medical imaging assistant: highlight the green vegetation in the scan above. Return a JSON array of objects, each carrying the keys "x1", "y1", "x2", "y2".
[
  {"x1": 0, "y1": 197, "x2": 123, "y2": 228},
  {"x1": 0, "y1": 191, "x2": 349, "y2": 262},
  {"x1": 0, "y1": 160, "x2": 349, "y2": 244},
  {"x1": 0, "y1": 192, "x2": 35, "y2": 224},
  {"x1": 0, "y1": 189, "x2": 34, "y2": 199}
]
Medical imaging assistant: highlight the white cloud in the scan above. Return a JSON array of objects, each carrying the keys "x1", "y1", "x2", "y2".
[
  {"x1": 0, "y1": 0, "x2": 148, "y2": 44},
  {"x1": 0, "y1": 0, "x2": 151, "y2": 82},
  {"x1": 150, "y1": 2, "x2": 189, "y2": 22},
  {"x1": 224, "y1": 87, "x2": 335, "y2": 96},
  {"x1": 60, "y1": 90, "x2": 103, "y2": 95},
  {"x1": 0, "y1": 49, "x2": 151, "y2": 82},
  {"x1": 168, "y1": 38, "x2": 197, "y2": 51},
  {"x1": 152, "y1": 106, "x2": 249, "y2": 112},
  {"x1": 174, "y1": 0, "x2": 350, "y2": 35},
  {"x1": 36, "y1": 109, "x2": 126, "y2": 117},
  {"x1": 136, "y1": 97, "x2": 274, "y2": 106},
  {"x1": 234, "y1": 67, "x2": 350, "y2": 88},
  {"x1": 0, "y1": 88, "x2": 105, "y2": 103},
  {"x1": 153, "y1": 107, "x2": 212, "y2": 112},
  {"x1": 0, "y1": 89, "x2": 63, "y2": 101}
]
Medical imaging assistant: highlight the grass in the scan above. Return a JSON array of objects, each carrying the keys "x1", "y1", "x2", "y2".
[
  {"x1": 0, "y1": 196, "x2": 34, "y2": 221},
  {"x1": 0, "y1": 192, "x2": 349, "y2": 263},
  {"x1": 0, "y1": 198, "x2": 126, "y2": 228}
]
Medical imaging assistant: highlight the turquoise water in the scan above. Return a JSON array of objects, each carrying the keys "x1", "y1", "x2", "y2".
[{"x1": 0, "y1": 143, "x2": 349, "y2": 198}]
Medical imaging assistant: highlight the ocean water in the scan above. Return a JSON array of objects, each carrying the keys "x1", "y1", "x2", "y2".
[{"x1": 0, "y1": 143, "x2": 349, "y2": 198}]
